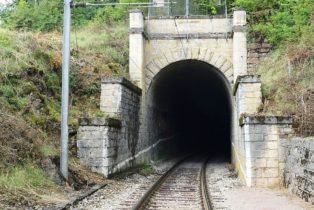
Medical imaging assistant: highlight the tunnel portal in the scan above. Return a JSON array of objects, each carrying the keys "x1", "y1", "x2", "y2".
[{"x1": 147, "y1": 60, "x2": 232, "y2": 161}]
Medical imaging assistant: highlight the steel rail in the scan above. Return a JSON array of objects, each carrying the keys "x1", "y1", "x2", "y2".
[
  {"x1": 132, "y1": 154, "x2": 213, "y2": 210},
  {"x1": 200, "y1": 156, "x2": 213, "y2": 210},
  {"x1": 131, "y1": 155, "x2": 191, "y2": 210}
]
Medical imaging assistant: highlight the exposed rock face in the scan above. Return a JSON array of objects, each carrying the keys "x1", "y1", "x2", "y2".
[
  {"x1": 247, "y1": 41, "x2": 273, "y2": 72},
  {"x1": 41, "y1": 157, "x2": 63, "y2": 185}
]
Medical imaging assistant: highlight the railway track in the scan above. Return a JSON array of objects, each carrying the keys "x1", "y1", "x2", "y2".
[{"x1": 132, "y1": 155, "x2": 213, "y2": 210}]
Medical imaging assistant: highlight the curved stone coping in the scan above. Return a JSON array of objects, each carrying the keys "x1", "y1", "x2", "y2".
[
  {"x1": 144, "y1": 15, "x2": 232, "y2": 20},
  {"x1": 233, "y1": 74, "x2": 261, "y2": 95},
  {"x1": 129, "y1": 9, "x2": 143, "y2": 13},
  {"x1": 240, "y1": 115, "x2": 293, "y2": 126},
  {"x1": 101, "y1": 76, "x2": 142, "y2": 95},
  {"x1": 79, "y1": 117, "x2": 121, "y2": 128},
  {"x1": 144, "y1": 32, "x2": 233, "y2": 40}
]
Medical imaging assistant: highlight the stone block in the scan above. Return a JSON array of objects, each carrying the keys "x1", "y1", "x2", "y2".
[
  {"x1": 266, "y1": 158, "x2": 279, "y2": 168},
  {"x1": 253, "y1": 178, "x2": 268, "y2": 187},
  {"x1": 243, "y1": 133, "x2": 264, "y2": 142},
  {"x1": 267, "y1": 178, "x2": 280, "y2": 187},
  {"x1": 253, "y1": 158, "x2": 267, "y2": 167}
]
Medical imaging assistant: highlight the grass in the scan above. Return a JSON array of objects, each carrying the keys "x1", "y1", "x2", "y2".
[
  {"x1": 71, "y1": 22, "x2": 129, "y2": 76},
  {"x1": 137, "y1": 164, "x2": 155, "y2": 176},
  {"x1": 39, "y1": 145, "x2": 58, "y2": 157},
  {"x1": 0, "y1": 20, "x2": 129, "y2": 136},
  {"x1": 0, "y1": 162, "x2": 53, "y2": 190},
  {"x1": 254, "y1": 40, "x2": 314, "y2": 136},
  {"x1": 0, "y1": 20, "x2": 129, "y2": 206}
]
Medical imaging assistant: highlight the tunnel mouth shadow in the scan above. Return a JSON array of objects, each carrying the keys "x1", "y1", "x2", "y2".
[{"x1": 147, "y1": 59, "x2": 232, "y2": 162}]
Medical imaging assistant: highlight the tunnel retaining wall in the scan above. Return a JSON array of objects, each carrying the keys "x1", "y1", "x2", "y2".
[
  {"x1": 279, "y1": 137, "x2": 314, "y2": 204},
  {"x1": 77, "y1": 76, "x2": 143, "y2": 177},
  {"x1": 238, "y1": 115, "x2": 293, "y2": 187},
  {"x1": 77, "y1": 117, "x2": 121, "y2": 176}
]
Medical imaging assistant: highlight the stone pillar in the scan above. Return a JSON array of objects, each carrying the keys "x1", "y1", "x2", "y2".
[
  {"x1": 240, "y1": 116, "x2": 293, "y2": 187},
  {"x1": 233, "y1": 75, "x2": 262, "y2": 184},
  {"x1": 129, "y1": 10, "x2": 144, "y2": 88},
  {"x1": 233, "y1": 10, "x2": 247, "y2": 80},
  {"x1": 233, "y1": 75, "x2": 262, "y2": 116},
  {"x1": 77, "y1": 117, "x2": 121, "y2": 177},
  {"x1": 78, "y1": 76, "x2": 142, "y2": 178}
]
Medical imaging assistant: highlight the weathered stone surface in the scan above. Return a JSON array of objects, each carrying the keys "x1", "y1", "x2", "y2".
[
  {"x1": 78, "y1": 76, "x2": 141, "y2": 177},
  {"x1": 247, "y1": 40, "x2": 273, "y2": 72},
  {"x1": 79, "y1": 117, "x2": 121, "y2": 127},
  {"x1": 279, "y1": 138, "x2": 314, "y2": 204},
  {"x1": 240, "y1": 115, "x2": 293, "y2": 126},
  {"x1": 41, "y1": 157, "x2": 63, "y2": 185},
  {"x1": 101, "y1": 76, "x2": 142, "y2": 95},
  {"x1": 236, "y1": 115, "x2": 293, "y2": 187},
  {"x1": 76, "y1": 9, "x2": 307, "y2": 198}
]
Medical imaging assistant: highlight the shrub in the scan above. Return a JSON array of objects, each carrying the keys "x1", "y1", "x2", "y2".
[{"x1": 235, "y1": 0, "x2": 313, "y2": 45}]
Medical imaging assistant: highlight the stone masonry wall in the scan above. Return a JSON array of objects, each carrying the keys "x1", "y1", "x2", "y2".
[
  {"x1": 232, "y1": 75, "x2": 262, "y2": 183},
  {"x1": 100, "y1": 76, "x2": 141, "y2": 163},
  {"x1": 247, "y1": 41, "x2": 273, "y2": 72},
  {"x1": 239, "y1": 116, "x2": 293, "y2": 187},
  {"x1": 279, "y1": 138, "x2": 314, "y2": 204},
  {"x1": 234, "y1": 75, "x2": 262, "y2": 116},
  {"x1": 77, "y1": 118, "x2": 121, "y2": 176},
  {"x1": 77, "y1": 76, "x2": 142, "y2": 177}
]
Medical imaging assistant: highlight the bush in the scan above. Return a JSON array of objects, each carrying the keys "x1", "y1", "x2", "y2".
[
  {"x1": 1, "y1": 0, "x2": 139, "y2": 31},
  {"x1": 256, "y1": 43, "x2": 314, "y2": 136},
  {"x1": 235, "y1": 0, "x2": 313, "y2": 45}
]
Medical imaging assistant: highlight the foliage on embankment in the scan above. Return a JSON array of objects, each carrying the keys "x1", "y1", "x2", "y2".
[
  {"x1": 255, "y1": 39, "x2": 314, "y2": 136},
  {"x1": 235, "y1": 0, "x2": 314, "y2": 136},
  {"x1": 235, "y1": 0, "x2": 313, "y2": 45},
  {"x1": 0, "y1": 3, "x2": 129, "y2": 205}
]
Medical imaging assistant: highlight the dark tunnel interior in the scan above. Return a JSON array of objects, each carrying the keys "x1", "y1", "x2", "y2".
[{"x1": 149, "y1": 60, "x2": 232, "y2": 161}]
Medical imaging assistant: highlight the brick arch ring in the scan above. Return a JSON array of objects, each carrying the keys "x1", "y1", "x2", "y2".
[{"x1": 144, "y1": 47, "x2": 233, "y2": 90}]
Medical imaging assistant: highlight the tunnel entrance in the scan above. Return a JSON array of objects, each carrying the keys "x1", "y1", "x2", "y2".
[{"x1": 147, "y1": 60, "x2": 232, "y2": 161}]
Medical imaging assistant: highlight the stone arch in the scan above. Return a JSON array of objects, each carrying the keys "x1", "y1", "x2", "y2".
[
  {"x1": 143, "y1": 59, "x2": 234, "y2": 162},
  {"x1": 144, "y1": 47, "x2": 233, "y2": 90}
]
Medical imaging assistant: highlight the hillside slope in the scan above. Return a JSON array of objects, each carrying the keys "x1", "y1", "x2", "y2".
[{"x1": 0, "y1": 22, "x2": 128, "y2": 207}]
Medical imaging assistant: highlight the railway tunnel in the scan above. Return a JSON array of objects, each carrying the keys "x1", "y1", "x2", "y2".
[{"x1": 147, "y1": 59, "x2": 232, "y2": 161}]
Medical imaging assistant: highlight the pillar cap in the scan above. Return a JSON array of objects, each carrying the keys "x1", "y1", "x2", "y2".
[
  {"x1": 79, "y1": 117, "x2": 122, "y2": 127},
  {"x1": 239, "y1": 115, "x2": 293, "y2": 126},
  {"x1": 233, "y1": 10, "x2": 246, "y2": 26},
  {"x1": 233, "y1": 75, "x2": 261, "y2": 95},
  {"x1": 129, "y1": 9, "x2": 143, "y2": 14},
  {"x1": 101, "y1": 76, "x2": 142, "y2": 95}
]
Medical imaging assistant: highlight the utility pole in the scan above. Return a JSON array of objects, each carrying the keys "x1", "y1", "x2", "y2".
[
  {"x1": 59, "y1": 0, "x2": 173, "y2": 181},
  {"x1": 60, "y1": 0, "x2": 71, "y2": 180},
  {"x1": 185, "y1": 0, "x2": 189, "y2": 16}
]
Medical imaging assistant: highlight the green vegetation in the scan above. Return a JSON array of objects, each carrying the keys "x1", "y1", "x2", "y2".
[
  {"x1": 0, "y1": 0, "x2": 132, "y2": 206},
  {"x1": 0, "y1": 161, "x2": 56, "y2": 207},
  {"x1": 234, "y1": 0, "x2": 314, "y2": 136},
  {"x1": 1, "y1": 0, "x2": 145, "y2": 31},
  {"x1": 255, "y1": 42, "x2": 314, "y2": 136},
  {"x1": 0, "y1": 162, "x2": 53, "y2": 190},
  {"x1": 235, "y1": 0, "x2": 313, "y2": 45},
  {"x1": 0, "y1": 0, "x2": 313, "y2": 207},
  {"x1": 137, "y1": 164, "x2": 155, "y2": 176}
]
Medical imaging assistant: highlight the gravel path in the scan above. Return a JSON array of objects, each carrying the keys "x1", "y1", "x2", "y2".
[
  {"x1": 206, "y1": 161, "x2": 313, "y2": 210},
  {"x1": 70, "y1": 158, "x2": 312, "y2": 210},
  {"x1": 70, "y1": 158, "x2": 180, "y2": 210}
]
